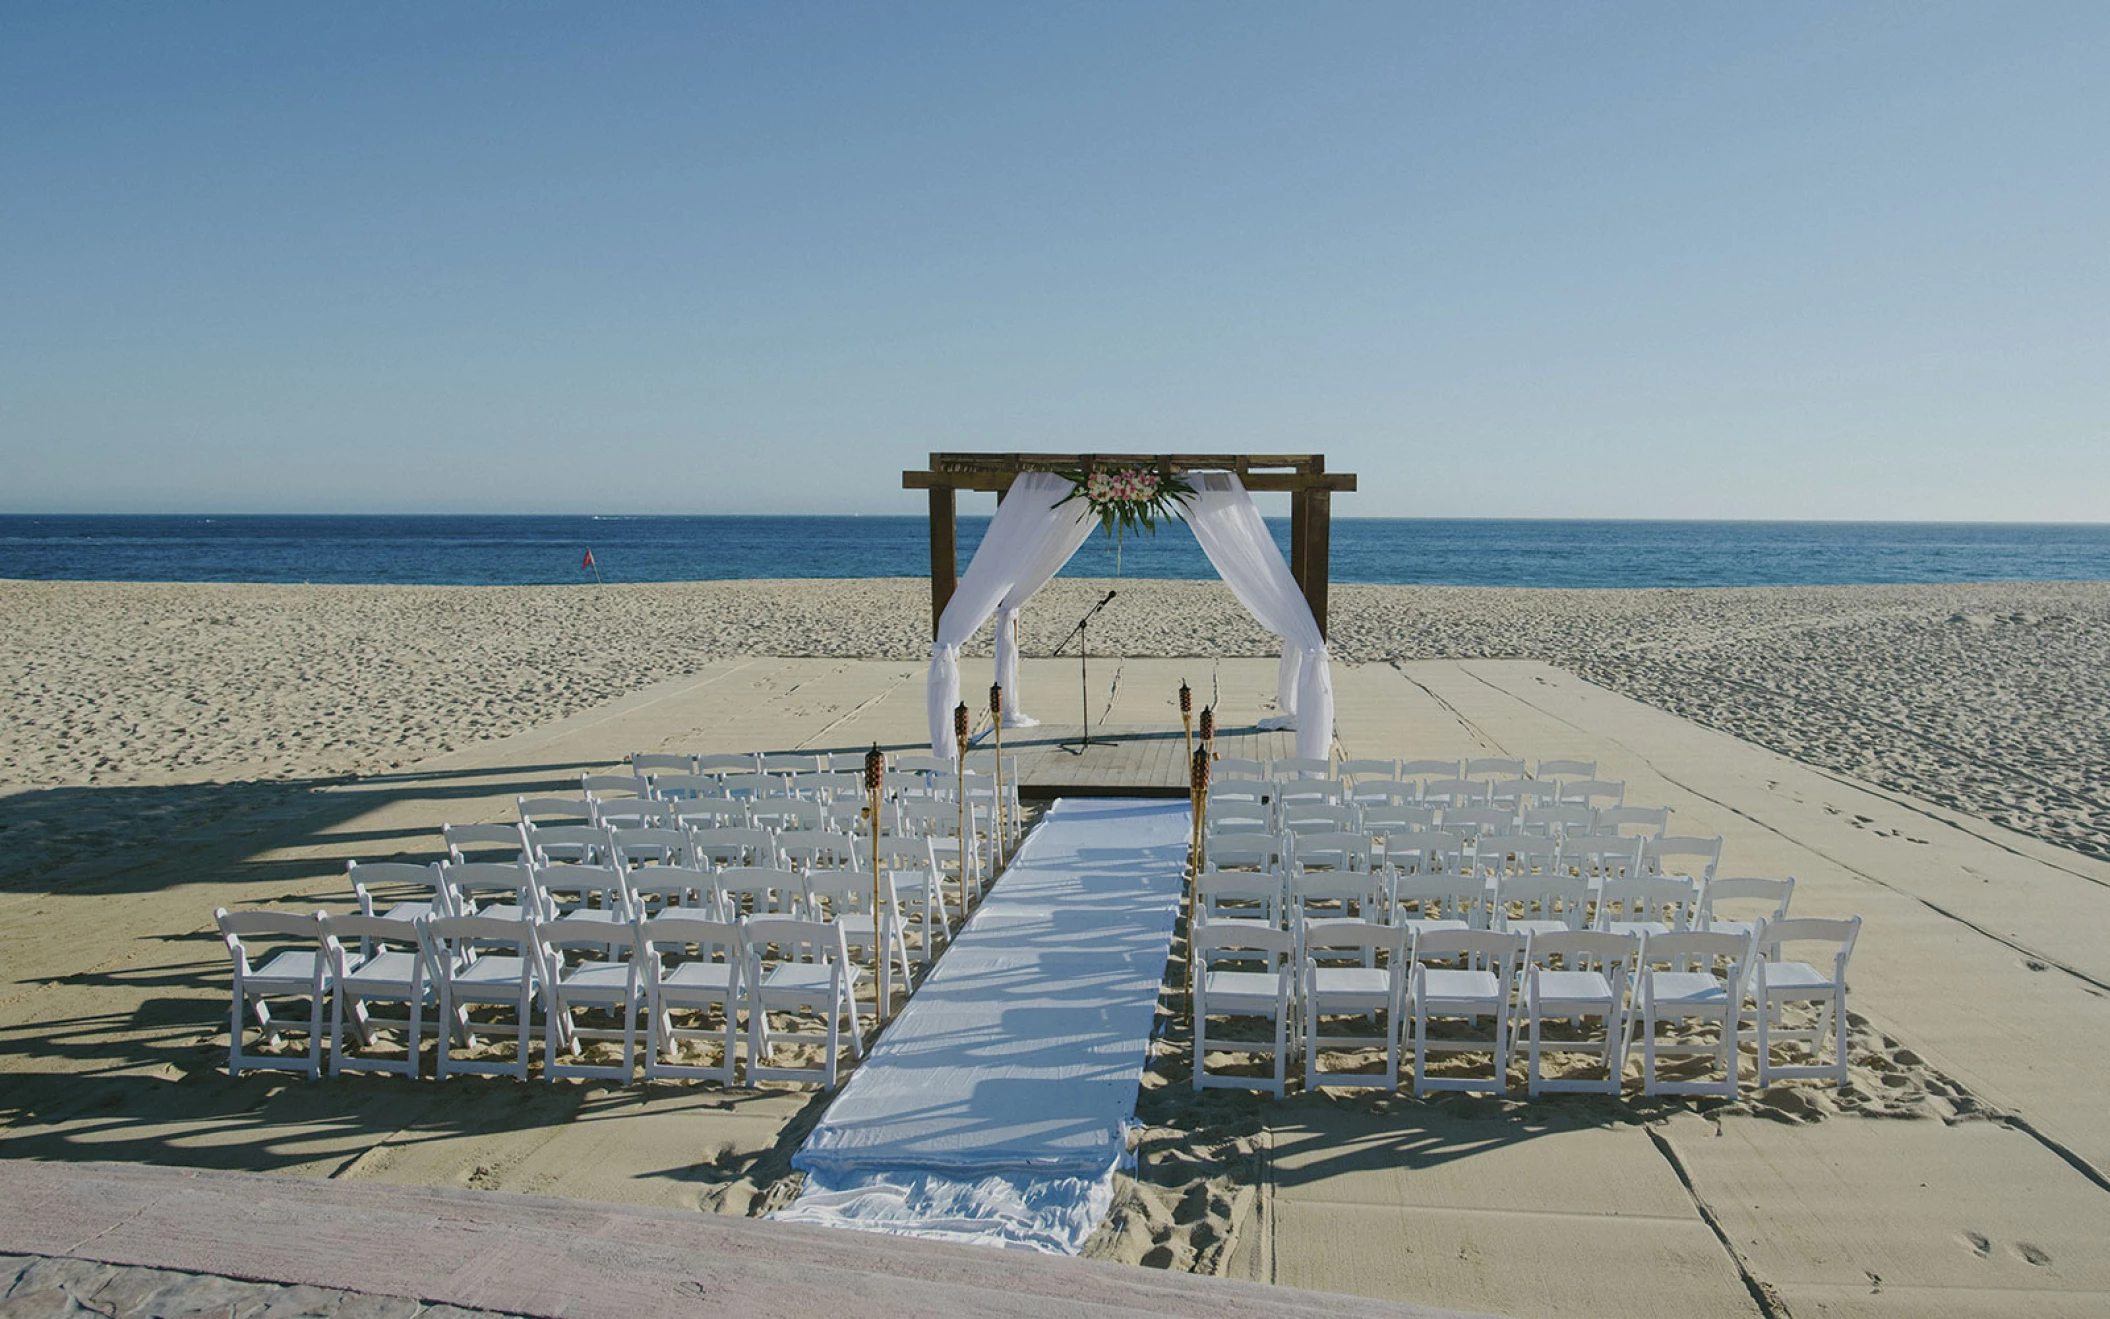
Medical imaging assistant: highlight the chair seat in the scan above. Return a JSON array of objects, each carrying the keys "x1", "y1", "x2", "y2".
[
  {"x1": 377, "y1": 901, "x2": 439, "y2": 923},
  {"x1": 660, "y1": 962, "x2": 737, "y2": 995},
  {"x1": 1399, "y1": 917, "x2": 1469, "y2": 935},
  {"x1": 248, "y1": 951, "x2": 328, "y2": 988},
  {"x1": 1531, "y1": 970, "x2": 1615, "y2": 1004},
  {"x1": 1650, "y1": 972, "x2": 1730, "y2": 1006},
  {"x1": 1201, "y1": 970, "x2": 1286, "y2": 1011},
  {"x1": 1701, "y1": 918, "x2": 1761, "y2": 938},
  {"x1": 556, "y1": 961, "x2": 637, "y2": 1001},
  {"x1": 1759, "y1": 960, "x2": 1836, "y2": 993},
  {"x1": 1418, "y1": 968, "x2": 1502, "y2": 1002},
  {"x1": 1310, "y1": 966, "x2": 1393, "y2": 999},
  {"x1": 451, "y1": 956, "x2": 534, "y2": 993},
  {"x1": 1504, "y1": 919, "x2": 1572, "y2": 939},
  {"x1": 340, "y1": 950, "x2": 424, "y2": 993},
  {"x1": 758, "y1": 963, "x2": 859, "y2": 998},
  {"x1": 464, "y1": 902, "x2": 531, "y2": 922}
]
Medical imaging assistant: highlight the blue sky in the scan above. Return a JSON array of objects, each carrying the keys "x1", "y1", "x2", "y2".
[{"x1": 3, "y1": 3, "x2": 2105, "y2": 519}]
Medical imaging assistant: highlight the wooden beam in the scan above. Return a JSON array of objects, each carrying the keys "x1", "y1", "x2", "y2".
[
  {"x1": 928, "y1": 485, "x2": 957, "y2": 638},
  {"x1": 1304, "y1": 489, "x2": 1332, "y2": 638},
  {"x1": 1289, "y1": 488, "x2": 1309, "y2": 589},
  {"x1": 903, "y1": 470, "x2": 1355, "y2": 493}
]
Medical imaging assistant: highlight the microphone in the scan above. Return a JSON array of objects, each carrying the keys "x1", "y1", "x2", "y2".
[{"x1": 1102, "y1": 589, "x2": 1117, "y2": 604}]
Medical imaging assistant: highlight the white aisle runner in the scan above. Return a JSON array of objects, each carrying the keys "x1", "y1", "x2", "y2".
[{"x1": 773, "y1": 797, "x2": 1189, "y2": 1254}]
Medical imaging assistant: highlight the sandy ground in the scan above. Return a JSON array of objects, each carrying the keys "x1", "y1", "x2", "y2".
[{"x1": 6, "y1": 581, "x2": 2110, "y2": 1315}]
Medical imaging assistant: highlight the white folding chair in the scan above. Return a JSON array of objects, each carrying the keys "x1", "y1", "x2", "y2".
[
  {"x1": 1642, "y1": 835, "x2": 1723, "y2": 887},
  {"x1": 537, "y1": 916, "x2": 643, "y2": 1083},
  {"x1": 630, "y1": 752, "x2": 696, "y2": 777},
  {"x1": 1271, "y1": 756, "x2": 1334, "y2": 781},
  {"x1": 1214, "y1": 756, "x2": 1270, "y2": 781},
  {"x1": 713, "y1": 865, "x2": 804, "y2": 922},
  {"x1": 1303, "y1": 922, "x2": 1407, "y2": 1092},
  {"x1": 1633, "y1": 929, "x2": 1755, "y2": 1097},
  {"x1": 1336, "y1": 757, "x2": 1398, "y2": 782},
  {"x1": 1410, "y1": 928, "x2": 1524, "y2": 1096},
  {"x1": 321, "y1": 913, "x2": 430, "y2": 1078},
  {"x1": 438, "y1": 859, "x2": 534, "y2": 922},
  {"x1": 522, "y1": 821, "x2": 615, "y2": 867},
  {"x1": 801, "y1": 866, "x2": 913, "y2": 1002},
  {"x1": 1422, "y1": 778, "x2": 1487, "y2": 809},
  {"x1": 1519, "y1": 930, "x2": 1637, "y2": 1096},
  {"x1": 1465, "y1": 757, "x2": 1527, "y2": 781},
  {"x1": 1697, "y1": 876, "x2": 1795, "y2": 939},
  {"x1": 1489, "y1": 778, "x2": 1561, "y2": 810},
  {"x1": 215, "y1": 908, "x2": 331, "y2": 1080},
  {"x1": 1204, "y1": 802, "x2": 1275, "y2": 837},
  {"x1": 1398, "y1": 758, "x2": 1462, "y2": 783},
  {"x1": 854, "y1": 833, "x2": 948, "y2": 966},
  {"x1": 1385, "y1": 829, "x2": 1468, "y2": 881},
  {"x1": 517, "y1": 795, "x2": 595, "y2": 827},
  {"x1": 1193, "y1": 924, "x2": 1293, "y2": 1098},
  {"x1": 696, "y1": 752, "x2": 761, "y2": 777},
  {"x1": 582, "y1": 772, "x2": 648, "y2": 800},
  {"x1": 1753, "y1": 917, "x2": 1862, "y2": 1088},
  {"x1": 690, "y1": 826, "x2": 780, "y2": 870},
  {"x1": 591, "y1": 797, "x2": 676, "y2": 830},
  {"x1": 1535, "y1": 758, "x2": 1598, "y2": 782},
  {"x1": 529, "y1": 863, "x2": 632, "y2": 928},
  {"x1": 1560, "y1": 779, "x2": 1628, "y2": 810},
  {"x1": 1196, "y1": 868, "x2": 1286, "y2": 931},
  {"x1": 639, "y1": 915, "x2": 745, "y2": 1085},
  {"x1": 1595, "y1": 804, "x2": 1668, "y2": 836},
  {"x1": 442, "y1": 821, "x2": 528, "y2": 865},
  {"x1": 1440, "y1": 806, "x2": 1514, "y2": 839},
  {"x1": 746, "y1": 916, "x2": 863, "y2": 1087},
  {"x1": 1491, "y1": 873, "x2": 1590, "y2": 939},
  {"x1": 1521, "y1": 803, "x2": 1595, "y2": 837},
  {"x1": 423, "y1": 914, "x2": 543, "y2": 1081},
  {"x1": 1390, "y1": 871, "x2": 1484, "y2": 937}
]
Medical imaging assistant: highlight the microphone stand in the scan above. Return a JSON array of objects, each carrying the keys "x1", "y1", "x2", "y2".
[{"x1": 1053, "y1": 589, "x2": 1117, "y2": 750}]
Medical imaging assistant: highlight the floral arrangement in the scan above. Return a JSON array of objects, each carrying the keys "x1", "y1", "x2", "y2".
[{"x1": 1057, "y1": 466, "x2": 1196, "y2": 572}]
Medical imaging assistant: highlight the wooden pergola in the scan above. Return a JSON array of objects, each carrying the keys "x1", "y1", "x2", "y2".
[{"x1": 903, "y1": 453, "x2": 1357, "y2": 638}]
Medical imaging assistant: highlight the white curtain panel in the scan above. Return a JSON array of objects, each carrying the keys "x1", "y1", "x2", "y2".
[
  {"x1": 1184, "y1": 472, "x2": 1336, "y2": 762},
  {"x1": 993, "y1": 482, "x2": 1100, "y2": 727},
  {"x1": 927, "y1": 472, "x2": 1092, "y2": 756}
]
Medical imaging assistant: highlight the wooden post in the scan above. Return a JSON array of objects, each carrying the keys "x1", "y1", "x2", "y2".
[
  {"x1": 1289, "y1": 488, "x2": 1309, "y2": 591},
  {"x1": 1305, "y1": 487, "x2": 1332, "y2": 638},
  {"x1": 928, "y1": 484, "x2": 957, "y2": 638}
]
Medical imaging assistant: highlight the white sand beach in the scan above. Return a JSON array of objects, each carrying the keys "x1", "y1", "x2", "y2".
[{"x1": 5, "y1": 577, "x2": 2110, "y2": 1315}]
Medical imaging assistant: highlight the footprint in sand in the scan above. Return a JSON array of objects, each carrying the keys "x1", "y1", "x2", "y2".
[
  {"x1": 2013, "y1": 1243, "x2": 2052, "y2": 1266},
  {"x1": 1961, "y1": 1231, "x2": 1991, "y2": 1258}
]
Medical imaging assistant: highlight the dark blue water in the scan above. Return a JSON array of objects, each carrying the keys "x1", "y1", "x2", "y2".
[{"x1": 2, "y1": 515, "x2": 2107, "y2": 588}]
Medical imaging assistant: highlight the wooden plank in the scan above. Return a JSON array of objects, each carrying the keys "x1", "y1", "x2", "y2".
[
  {"x1": 904, "y1": 470, "x2": 1356, "y2": 493},
  {"x1": 928, "y1": 485, "x2": 957, "y2": 638}
]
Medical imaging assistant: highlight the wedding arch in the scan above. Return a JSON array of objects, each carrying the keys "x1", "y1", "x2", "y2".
[{"x1": 901, "y1": 453, "x2": 1358, "y2": 761}]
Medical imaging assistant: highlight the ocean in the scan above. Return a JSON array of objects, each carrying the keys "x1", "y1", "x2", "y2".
[{"x1": 3, "y1": 514, "x2": 2108, "y2": 589}]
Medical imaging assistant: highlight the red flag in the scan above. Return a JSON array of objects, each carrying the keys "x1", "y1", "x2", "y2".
[{"x1": 582, "y1": 549, "x2": 596, "y2": 569}]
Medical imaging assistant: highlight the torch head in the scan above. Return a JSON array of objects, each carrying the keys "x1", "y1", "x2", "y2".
[
  {"x1": 1190, "y1": 745, "x2": 1211, "y2": 794},
  {"x1": 863, "y1": 743, "x2": 884, "y2": 794},
  {"x1": 990, "y1": 683, "x2": 1003, "y2": 717},
  {"x1": 1179, "y1": 680, "x2": 1192, "y2": 715},
  {"x1": 953, "y1": 701, "x2": 969, "y2": 745},
  {"x1": 1199, "y1": 705, "x2": 1215, "y2": 741}
]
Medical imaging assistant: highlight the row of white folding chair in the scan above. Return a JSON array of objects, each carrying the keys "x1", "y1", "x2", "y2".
[
  {"x1": 216, "y1": 906, "x2": 866, "y2": 1086},
  {"x1": 1191, "y1": 915, "x2": 1857, "y2": 1098},
  {"x1": 632, "y1": 750, "x2": 874, "y2": 778},
  {"x1": 1204, "y1": 794, "x2": 1667, "y2": 840}
]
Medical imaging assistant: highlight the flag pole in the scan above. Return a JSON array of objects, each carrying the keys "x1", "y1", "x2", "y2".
[{"x1": 583, "y1": 547, "x2": 601, "y2": 585}]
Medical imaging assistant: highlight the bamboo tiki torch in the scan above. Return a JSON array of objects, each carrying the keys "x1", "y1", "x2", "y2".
[
  {"x1": 1179, "y1": 680, "x2": 1193, "y2": 763},
  {"x1": 953, "y1": 701, "x2": 970, "y2": 910},
  {"x1": 864, "y1": 743, "x2": 888, "y2": 1020},
  {"x1": 1199, "y1": 704, "x2": 1215, "y2": 758},
  {"x1": 1188, "y1": 743, "x2": 1210, "y2": 1021},
  {"x1": 989, "y1": 682, "x2": 1006, "y2": 872}
]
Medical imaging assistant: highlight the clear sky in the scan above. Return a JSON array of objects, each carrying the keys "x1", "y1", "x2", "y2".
[{"x1": 3, "y1": 3, "x2": 2105, "y2": 520}]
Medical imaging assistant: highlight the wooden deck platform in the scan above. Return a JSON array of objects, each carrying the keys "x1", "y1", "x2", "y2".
[{"x1": 988, "y1": 720, "x2": 1294, "y2": 797}]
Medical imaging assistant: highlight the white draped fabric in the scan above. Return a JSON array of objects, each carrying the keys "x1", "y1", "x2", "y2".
[
  {"x1": 927, "y1": 473, "x2": 1092, "y2": 757},
  {"x1": 925, "y1": 467, "x2": 1334, "y2": 761},
  {"x1": 1183, "y1": 472, "x2": 1335, "y2": 762}
]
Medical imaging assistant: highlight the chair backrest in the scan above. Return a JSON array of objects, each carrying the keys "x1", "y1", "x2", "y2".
[
  {"x1": 695, "y1": 752, "x2": 760, "y2": 777},
  {"x1": 1204, "y1": 802, "x2": 1274, "y2": 835},
  {"x1": 1386, "y1": 830, "x2": 1467, "y2": 875},
  {"x1": 749, "y1": 798, "x2": 827, "y2": 832},
  {"x1": 1393, "y1": 872, "x2": 1484, "y2": 925},
  {"x1": 631, "y1": 753, "x2": 696, "y2": 776},
  {"x1": 1214, "y1": 756, "x2": 1270, "y2": 781},
  {"x1": 721, "y1": 771, "x2": 783, "y2": 801},
  {"x1": 1304, "y1": 920, "x2": 1406, "y2": 963},
  {"x1": 689, "y1": 826, "x2": 779, "y2": 868},
  {"x1": 1421, "y1": 777, "x2": 1486, "y2": 807},
  {"x1": 1440, "y1": 806, "x2": 1514, "y2": 839},
  {"x1": 442, "y1": 822, "x2": 526, "y2": 863},
  {"x1": 853, "y1": 832, "x2": 937, "y2": 875},
  {"x1": 1521, "y1": 804, "x2": 1595, "y2": 836},
  {"x1": 530, "y1": 863, "x2": 630, "y2": 920},
  {"x1": 581, "y1": 773, "x2": 646, "y2": 799},
  {"x1": 893, "y1": 753, "x2": 955, "y2": 777},
  {"x1": 1348, "y1": 778, "x2": 1418, "y2": 808},
  {"x1": 1398, "y1": 758, "x2": 1462, "y2": 781},
  {"x1": 760, "y1": 752, "x2": 825, "y2": 776},
  {"x1": 1465, "y1": 757, "x2": 1527, "y2": 780},
  {"x1": 1637, "y1": 929, "x2": 1754, "y2": 990},
  {"x1": 1270, "y1": 756, "x2": 1333, "y2": 781},
  {"x1": 437, "y1": 860, "x2": 530, "y2": 910},
  {"x1": 1359, "y1": 805, "x2": 1439, "y2": 838},
  {"x1": 715, "y1": 865, "x2": 803, "y2": 917},
  {"x1": 624, "y1": 863, "x2": 711, "y2": 918},
  {"x1": 1524, "y1": 929, "x2": 1638, "y2": 978},
  {"x1": 1410, "y1": 927, "x2": 1524, "y2": 974},
  {"x1": 800, "y1": 771, "x2": 864, "y2": 801},
  {"x1": 517, "y1": 795, "x2": 594, "y2": 825},
  {"x1": 1642, "y1": 835, "x2": 1723, "y2": 883},
  {"x1": 1336, "y1": 757, "x2": 1398, "y2": 781},
  {"x1": 522, "y1": 822, "x2": 614, "y2": 865},
  {"x1": 1758, "y1": 916, "x2": 1861, "y2": 970},
  {"x1": 1275, "y1": 778, "x2": 1346, "y2": 806},
  {"x1": 1492, "y1": 873, "x2": 1590, "y2": 929},
  {"x1": 776, "y1": 829, "x2": 857, "y2": 872},
  {"x1": 1282, "y1": 802, "x2": 1359, "y2": 835},
  {"x1": 611, "y1": 826, "x2": 693, "y2": 868},
  {"x1": 1203, "y1": 831, "x2": 1287, "y2": 873},
  {"x1": 745, "y1": 915, "x2": 852, "y2": 972},
  {"x1": 1480, "y1": 833, "x2": 1560, "y2": 878},
  {"x1": 1559, "y1": 779, "x2": 1628, "y2": 808},
  {"x1": 1196, "y1": 869, "x2": 1284, "y2": 926},
  {"x1": 1563, "y1": 835, "x2": 1644, "y2": 880},
  {"x1": 216, "y1": 908, "x2": 325, "y2": 970},
  {"x1": 1697, "y1": 876, "x2": 1795, "y2": 928},
  {"x1": 1489, "y1": 777, "x2": 1560, "y2": 808},
  {"x1": 1535, "y1": 758, "x2": 1597, "y2": 781},
  {"x1": 1595, "y1": 874, "x2": 1697, "y2": 929},
  {"x1": 1193, "y1": 922, "x2": 1291, "y2": 965},
  {"x1": 318, "y1": 912, "x2": 423, "y2": 977},
  {"x1": 592, "y1": 798, "x2": 676, "y2": 829},
  {"x1": 1206, "y1": 780, "x2": 1269, "y2": 808},
  {"x1": 346, "y1": 860, "x2": 443, "y2": 902},
  {"x1": 421, "y1": 914, "x2": 536, "y2": 971},
  {"x1": 801, "y1": 868, "x2": 892, "y2": 923},
  {"x1": 1594, "y1": 804, "x2": 1668, "y2": 836},
  {"x1": 648, "y1": 773, "x2": 724, "y2": 801},
  {"x1": 669, "y1": 798, "x2": 748, "y2": 830},
  {"x1": 536, "y1": 914, "x2": 640, "y2": 962},
  {"x1": 1291, "y1": 831, "x2": 1372, "y2": 873}
]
